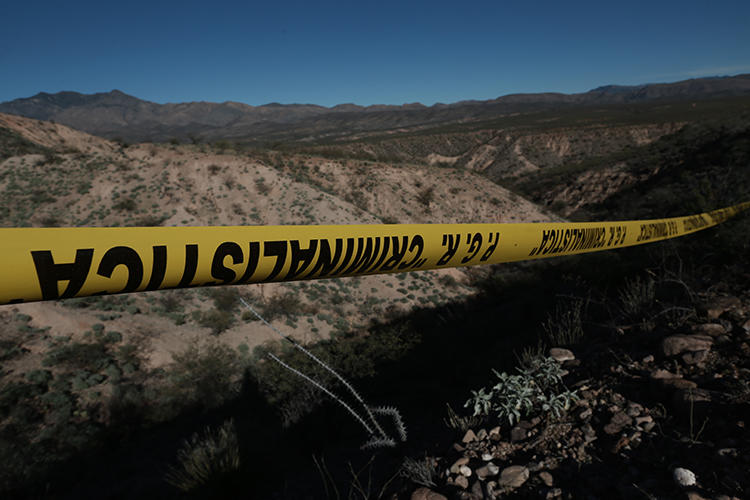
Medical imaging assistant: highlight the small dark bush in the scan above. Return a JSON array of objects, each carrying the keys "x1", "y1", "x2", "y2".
[
  {"x1": 198, "y1": 310, "x2": 235, "y2": 335},
  {"x1": 43, "y1": 342, "x2": 111, "y2": 370}
]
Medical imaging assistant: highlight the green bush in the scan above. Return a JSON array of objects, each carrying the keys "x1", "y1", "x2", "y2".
[
  {"x1": 113, "y1": 197, "x2": 137, "y2": 211},
  {"x1": 207, "y1": 288, "x2": 239, "y2": 312},
  {"x1": 198, "y1": 309, "x2": 235, "y2": 335},
  {"x1": 42, "y1": 342, "x2": 111, "y2": 370},
  {"x1": 103, "y1": 331, "x2": 123, "y2": 344},
  {"x1": 166, "y1": 341, "x2": 242, "y2": 409},
  {"x1": 416, "y1": 186, "x2": 435, "y2": 207},
  {"x1": 25, "y1": 369, "x2": 53, "y2": 387},
  {"x1": 465, "y1": 356, "x2": 578, "y2": 426},
  {"x1": 261, "y1": 292, "x2": 302, "y2": 321}
]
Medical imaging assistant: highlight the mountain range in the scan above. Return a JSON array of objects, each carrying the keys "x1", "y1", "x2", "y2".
[{"x1": 1, "y1": 74, "x2": 749, "y2": 143}]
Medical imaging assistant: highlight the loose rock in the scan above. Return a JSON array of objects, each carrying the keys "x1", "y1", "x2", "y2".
[
  {"x1": 703, "y1": 296, "x2": 741, "y2": 319},
  {"x1": 510, "y1": 426, "x2": 527, "y2": 442},
  {"x1": 682, "y1": 350, "x2": 709, "y2": 365},
  {"x1": 498, "y1": 465, "x2": 529, "y2": 489},
  {"x1": 604, "y1": 411, "x2": 633, "y2": 435},
  {"x1": 411, "y1": 487, "x2": 448, "y2": 500},
  {"x1": 545, "y1": 488, "x2": 562, "y2": 499},
  {"x1": 577, "y1": 407, "x2": 593, "y2": 421},
  {"x1": 475, "y1": 462, "x2": 499, "y2": 479},
  {"x1": 673, "y1": 467, "x2": 697, "y2": 487},
  {"x1": 691, "y1": 323, "x2": 726, "y2": 337},
  {"x1": 662, "y1": 334, "x2": 713, "y2": 356},
  {"x1": 471, "y1": 480, "x2": 483, "y2": 498},
  {"x1": 549, "y1": 347, "x2": 575, "y2": 362},
  {"x1": 650, "y1": 368, "x2": 681, "y2": 380},
  {"x1": 454, "y1": 475, "x2": 469, "y2": 489},
  {"x1": 450, "y1": 457, "x2": 470, "y2": 474},
  {"x1": 539, "y1": 471, "x2": 554, "y2": 487},
  {"x1": 662, "y1": 378, "x2": 699, "y2": 390},
  {"x1": 685, "y1": 491, "x2": 709, "y2": 500},
  {"x1": 462, "y1": 429, "x2": 477, "y2": 443}
]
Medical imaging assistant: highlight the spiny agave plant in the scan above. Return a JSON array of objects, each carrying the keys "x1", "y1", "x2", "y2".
[
  {"x1": 165, "y1": 419, "x2": 240, "y2": 492},
  {"x1": 240, "y1": 298, "x2": 407, "y2": 449}
]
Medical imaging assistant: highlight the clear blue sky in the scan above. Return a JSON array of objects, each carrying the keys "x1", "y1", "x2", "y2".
[{"x1": 1, "y1": 0, "x2": 749, "y2": 107}]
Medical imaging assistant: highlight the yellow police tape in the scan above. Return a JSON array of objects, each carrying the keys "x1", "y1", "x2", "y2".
[{"x1": 1, "y1": 202, "x2": 748, "y2": 305}]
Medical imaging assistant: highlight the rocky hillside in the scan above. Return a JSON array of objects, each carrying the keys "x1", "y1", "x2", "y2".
[
  {"x1": 0, "y1": 111, "x2": 558, "y2": 363},
  {"x1": 1, "y1": 94, "x2": 748, "y2": 500}
]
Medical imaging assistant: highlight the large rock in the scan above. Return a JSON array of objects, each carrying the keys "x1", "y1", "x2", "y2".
[
  {"x1": 411, "y1": 487, "x2": 448, "y2": 500},
  {"x1": 498, "y1": 465, "x2": 529, "y2": 489},
  {"x1": 661, "y1": 334, "x2": 713, "y2": 356},
  {"x1": 549, "y1": 347, "x2": 575, "y2": 362},
  {"x1": 691, "y1": 323, "x2": 726, "y2": 337}
]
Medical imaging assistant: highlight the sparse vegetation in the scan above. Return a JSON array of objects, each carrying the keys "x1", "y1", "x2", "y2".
[
  {"x1": 542, "y1": 298, "x2": 585, "y2": 346},
  {"x1": 165, "y1": 419, "x2": 241, "y2": 493},
  {"x1": 465, "y1": 355, "x2": 578, "y2": 426}
]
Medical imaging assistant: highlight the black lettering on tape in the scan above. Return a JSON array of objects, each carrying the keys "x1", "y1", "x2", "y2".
[
  {"x1": 236, "y1": 242, "x2": 261, "y2": 283},
  {"x1": 461, "y1": 233, "x2": 482, "y2": 264},
  {"x1": 333, "y1": 238, "x2": 357, "y2": 276},
  {"x1": 437, "y1": 234, "x2": 460, "y2": 265},
  {"x1": 176, "y1": 244, "x2": 199, "y2": 288},
  {"x1": 287, "y1": 240, "x2": 319, "y2": 280},
  {"x1": 340, "y1": 237, "x2": 366, "y2": 275},
  {"x1": 96, "y1": 246, "x2": 144, "y2": 293},
  {"x1": 345, "y1": 237, "x2": 381, "y2": 275},
  {"x1": 365, "y1": 236, "x2": 391, "y2": 274},
  {"x1": 211, "y1": 242, "x2": 244, "y2": 284},
  {"x1": 480, "y1": 232, "x2": 499, "y2": 261},
  {"x1": 31, "y1": 249, "x2": 94, "y2": 300},
  {"x1": 145, "y1": 246, "x2": 167, "y2": 291},
  {"x1": 399, "y1": 235, "x2": 425, "y2": 269},
  {"x1": 307, "y1": 238, "x2": 343, "y2": 278},
  {"x1": 380, "y1": 236, "x2": 409, "y2": 271},
  {"x1": 262, "y1": 241, "x2": 287, "y2": 282},
  {"x1": 529, "y1": 230, "x2": 551, "y2": 257}
]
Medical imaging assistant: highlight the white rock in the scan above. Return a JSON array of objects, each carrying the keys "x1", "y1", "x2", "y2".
[
  {"x1": 459, "y1": 465, "x2": 472, "y2": 477},
  {"x1": 673, "y1": 467, "x2": 696, "y2": 487},
  {"x1": 481, "y1": 452, "x2": 494, "y2": 461}
]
